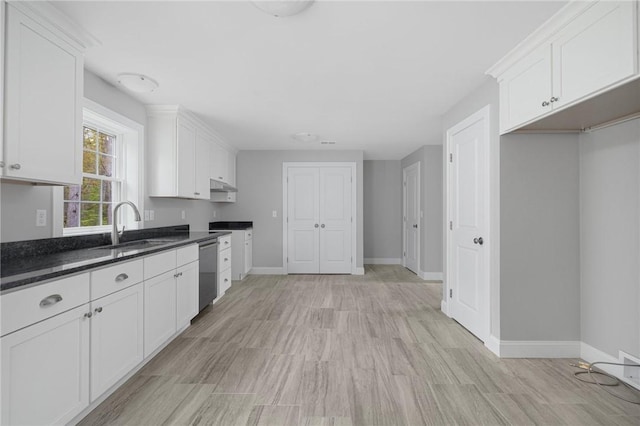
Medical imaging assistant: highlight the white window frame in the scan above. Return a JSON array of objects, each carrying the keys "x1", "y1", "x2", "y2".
[{"x1": 53, "y1": 99, "x2": 145, "y2": 237}]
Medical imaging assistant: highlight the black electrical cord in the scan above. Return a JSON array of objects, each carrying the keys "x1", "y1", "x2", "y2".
[{"x1": 571, "y1": 361, "x2": 640, "y2": 405}]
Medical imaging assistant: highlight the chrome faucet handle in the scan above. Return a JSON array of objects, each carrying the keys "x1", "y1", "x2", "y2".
[{"x1": 118, "y1": 225, "x2": 125, "y2": 238}]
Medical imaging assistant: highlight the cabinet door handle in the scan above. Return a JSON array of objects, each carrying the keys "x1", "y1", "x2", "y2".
[
  {"x1": 115, "y1": 273, "x2": 129, "y2": 282},
  {"x1": 194, "y1": 192, "x2": 200, "y2": 196},
  {"x1": 84, "y1": 312, "x2": 93, "y2": 319},
  {"x1": 39, "y1": 294, "x2": 63, "y2": 308},
  {"x1": 0, "y1": 161, "x2": 4, "y2": 168},
  {"x1": 321, "y1": 224, "x2": 325, "y2": 228},
  {"x1": 541, "y1": 101, "x2": 550, "y2": 107},
  {"x1": 94, "y1": 307, "x2": 103, "y2": 314},
  {"x1": 224, "y1": 278, "x2": 229, "y2": 282},
  {"x1": 224, "y1": 258, "x2": 229, "y2": 262},
  {"x1": 9, "y1": 163, "x2": 21, "y2": 170},
  {"x1": 550, "y1": 96, "x2": 559, "y2": 103},
  {"x1": 218, "y1": 176, "x2": 223, "y2": 180}
]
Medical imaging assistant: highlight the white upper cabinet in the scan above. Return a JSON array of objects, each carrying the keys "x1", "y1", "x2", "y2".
[
  {"x1": 3, "y1": 3, "x2": 85, "y2": 185},
  {"x1": 210, "y1": 141, "x2": 228, "y2": 183},
  {"x1": 490, "y1": 1, "x2": 639, "y2": 134},
  {"x1": 147, "y1": 107, "x2": 210, "y2": 200},
  {"x1": 551, "y1": 1, "x2": 637, "y2": 109}
]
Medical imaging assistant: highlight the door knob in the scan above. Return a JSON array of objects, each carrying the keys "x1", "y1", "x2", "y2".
[
  {"x1": 321, "y1": 224, "x2": 325, "y2": 228},
  {"x1": 473, "y1": 237, "x2": 484, "y2": 245},
  {"x1": 314, "y1": 224, "x2": 319, "y2": 228}
]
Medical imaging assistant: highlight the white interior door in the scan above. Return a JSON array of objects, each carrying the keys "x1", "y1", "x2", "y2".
[
  {"x1": 447, "y1": 106, "x2": 490, "y2": 342},
  {"x1": 319, "y1": 167, "x2": 352, "y2": 273},
  {"x1": 287, "y1": 167, "x2": 320, "y2": 273},
  {"x1": 403, "y1": 163, "x2": 420, "y2": 274}
]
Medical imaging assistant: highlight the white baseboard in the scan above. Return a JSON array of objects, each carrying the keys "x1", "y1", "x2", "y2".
[
  {"x1": 485, "y1": 335, "x2": 501, "y2": 357},
  {"x1": 419, "y1": 271, "x2": 443, "y2": 281},
  {"x1": 354, "y1": 267, "x2": 365, "y2": 275},
  {"x1": 580, "y1": 341, "x2": 624, "y2": 380},
  {"x1": 364, "y1": 258, "x2": 401, "y2": 265},
  {"x1": 249, "y1": 267, "x2": 285, "y2": 275},
  {"x1": 496, "y1": 340, "x2": 581, "y2": 358},
  {"x1": 440, "y1": 300, "x2": 449, "y2": 316}
]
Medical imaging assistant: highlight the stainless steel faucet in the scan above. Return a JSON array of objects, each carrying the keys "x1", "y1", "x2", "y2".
[{"x1": 112, "y1": 201, "x2": 142, "y2": 246}]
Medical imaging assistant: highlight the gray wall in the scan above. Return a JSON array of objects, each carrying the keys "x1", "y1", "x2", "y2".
[
  {"x1": 217, "y1": 150, "x2": 364, "y2": 269},
  {"x1": 580, "y1": 118, "x2": 640, "y2": 358},
  {"x1": 363, "y1": 160, "x2": 402, "y2": 260},
  {"x1": 0, "y1": 70, "x2": 219, "y2": 243},
  {"x1": 400, "y1": 146, "x2": 443, "y2": 274},
  {"x1": 500, "y1": 133, "x2": 580, "y2": 341}
]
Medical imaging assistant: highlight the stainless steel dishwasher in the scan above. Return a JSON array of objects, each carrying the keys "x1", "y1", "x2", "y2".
[{"x1": 198, "y1": 239, "x2": 218, "y2": 311}]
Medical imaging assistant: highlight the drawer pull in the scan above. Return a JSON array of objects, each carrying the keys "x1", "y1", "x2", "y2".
[
  {"x1": 224, "y1": 258, "x2": 229, "y2": 262},
  {"x1": 94, "y1": 307, "x2": 103, "y2": 314},
  {"x1": 39, "y1": 294, "x2": 63, "y2": 308},
  {"x1": 115, "y1": 273, "x2": 129, "y2": 282}
]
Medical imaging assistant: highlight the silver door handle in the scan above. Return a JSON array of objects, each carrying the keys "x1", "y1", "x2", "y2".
[
  {"x1": 473, "y1": 237, "x2": 484, "y2": 245},
  {"x1": 84, "y1": 312, "x2": 93, "y2": 319},
  {"x1": 194, "y1": 192, "x2": 200, "y2": 196},
  {"x1": 9, "y1": 163, "x2": 21, "y2": 170},
  {"x1": 541, "y1": 101, "x2": 550, "y2": 107},
  {"x1": 314, "y1": 224, "x2": 319, "y2": 228},
  {"x1": 321, "y1": 224, "x2": 325, "y2": 228},
  {"x1": 550, "y1": 96, "x2": 559, "y2": 103},
  {"x1": 224, "y1": 258, "x2": 229, "y2": 262},
  {"x1": 94, "y1": 307, "x2": 103, "y2": 314},
  {"x1": 115, "y1": 273, "x2": 129, "y2": 282},
  {"x1": 39, "y1": 294, "x2": 63, "y2": 308}
]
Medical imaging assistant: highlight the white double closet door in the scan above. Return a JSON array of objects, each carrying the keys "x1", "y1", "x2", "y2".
[{"x1": 286, "y1": 164, "x2": 353, "y2": 274}]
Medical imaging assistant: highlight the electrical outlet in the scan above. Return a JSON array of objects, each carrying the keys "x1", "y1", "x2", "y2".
[
  {"x1": 144, "y1": 210, "x2": 150, "y2": 221},
  {"x1": 149, "y1": 210, "x2": 155, "y2": 221},
  {"x1": 213, "y1": 210, "x2": 217, "y2": 218},
  {"x1": 36, "y1": 209, "x2": 47, "y2": 227},
  {"x1": 272, "y1": 210, "x2": 277, "y2": 218},
  {"x1": 181, "y1": 210, "x2": 186, "y2": 220}
]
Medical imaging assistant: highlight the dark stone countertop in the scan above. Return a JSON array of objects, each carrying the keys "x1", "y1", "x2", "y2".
[
  {"x1": 1, "y1": 227, "x2": 230, "y2": 294},
  {"x1": 209, "y1": 221, "x2": 253, "y2": 231}
]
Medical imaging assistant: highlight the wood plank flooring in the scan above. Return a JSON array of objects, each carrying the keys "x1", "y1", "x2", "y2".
[{"x1": 79, "y1": 265, "x2": 640, "y2": 425}]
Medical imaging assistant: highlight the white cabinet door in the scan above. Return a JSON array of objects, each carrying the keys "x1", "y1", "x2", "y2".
[
  {"x1": 287, "y1": 167, "x2": 320, "y2": 273},
  {"x1": 552, "y1": 1, "x2": 637, "y2": 108},
  {"x1": 176, "y1": 261, "x2": 199, "y2": 329},
  {"x1": 176, "y1": 118, "x2": 196, "y2": 198},
  {"x1": 1, "y1": 304, "x2": 90, "y2": 426},
  {"x1": 210, "y1": 142, "x2": 229, "y2": 183},
  {"x1": 227, "y1": 150, "x2": 236, "y2": 187},
  {"x1": 4, "y1": 5, "x2": 83, "y2": 185},
  {"x1": 499, "y1": 44, "x2": 552, "y2": 133},
  {"x1": 90, "y1": 283, "x2": 143, "y2": 400},
  {"x1": 144, "y1": 270, "x2": 177, "y2": 357},
  {"x1": 244, "y1": 238, "x2": 252, "y2": 276},
  {"x1": 319, "y1": 167, "x2": 352, "y2": 274},
  {"x1": 194, "y1": 133, "x2": 211, "y2": 200}
]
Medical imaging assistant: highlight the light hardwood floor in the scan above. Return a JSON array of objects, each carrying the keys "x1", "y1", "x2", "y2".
[{"x1": 80, "y1": 265, "x2": 640, "y2": 425}]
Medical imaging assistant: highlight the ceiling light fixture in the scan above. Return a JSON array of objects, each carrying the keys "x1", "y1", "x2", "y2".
[
  {"x1": 117, "y1": 73, "x2": 159, "y2": 93},
  {"x1": 251, "y1": 0, "x2": 314, "y2": 17},
  {"x1": 291, "y1": 132, "x2": 319, "y2": 143}
]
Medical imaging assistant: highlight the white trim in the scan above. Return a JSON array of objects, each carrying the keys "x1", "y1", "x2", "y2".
[
  {"x1": 364, "y1": 258, "x2": 401, "y2": 265},
  {"x1": 402, "y1": 162, "x2": 420, "y2": 274},
  {"x1": 484, "y1": 335, "x2": 501, "y2": 357},
  {"x1": 282, "y1": 162, "x2": 357, "y2": 275},
  {"x1": 580, "y1": 344, "x2": 640, "y2": 391},
  {"x1": 419, "y1": 271, "x2": 443, "y2": 281},
  {"x1": 497, "y1": 340, "x2": 581, "y2": 358},
  {"x1": 445, "y1": 105, "x2": 492, "y2": 343},
  {"x1": 440, "y1": 300, "x2": 449, "y2": 316},
  {"x1": 249, "y1": 267, "x2": 285, "y2": 275}
]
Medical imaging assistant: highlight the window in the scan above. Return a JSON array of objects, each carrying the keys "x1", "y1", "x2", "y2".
[
  {"x1": 63, "y1": 126, "x2": 122, "y2": 230},
  {"x1": 58, "y1": 99, "x2": 144, "y2": 237}
]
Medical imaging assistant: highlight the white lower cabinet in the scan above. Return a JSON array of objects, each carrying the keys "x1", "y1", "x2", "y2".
[
  {"x1": 143, "y1": 270, "x2": 177, "y2": 358},
  {"x1": 90, "y1": 283, "x2": 144, "y2": 399},
  {"x1": 176, "y1": 260, "x2": 199, "y2": 329},
  {"x1": 1, "y1": 304, "x2": 90, "y2": 426}
]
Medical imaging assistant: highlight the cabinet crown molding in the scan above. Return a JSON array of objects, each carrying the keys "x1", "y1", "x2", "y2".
[
  {"x1": 8, "y1": 0, "x2": 101, "y2": 50},
  {"x1": 486, "y1": 0, "x2": 596, "y2": 79}
]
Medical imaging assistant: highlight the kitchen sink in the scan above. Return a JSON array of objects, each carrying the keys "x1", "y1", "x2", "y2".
[{"x1": 89, "y1": 239, "x2": 177, "y2": 251}]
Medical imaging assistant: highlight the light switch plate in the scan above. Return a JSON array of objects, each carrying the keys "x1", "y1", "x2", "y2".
[
  {"x1": 272, "y1": 210, "x2": 277, "y2": 218},
  {"x1": 181, "y1": 210, "x2": 186, "y2": 220},
  {"x1": 149, "y1": 210, "x2": 155, "y2": 221},
  {"x1": 144, "y1": 210, "x2": 150, "y2": 221}
]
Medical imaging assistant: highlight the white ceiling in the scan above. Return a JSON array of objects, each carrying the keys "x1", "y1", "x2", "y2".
[{"x1": 54, "y1": 1, "x2": 566, "y2": 160}]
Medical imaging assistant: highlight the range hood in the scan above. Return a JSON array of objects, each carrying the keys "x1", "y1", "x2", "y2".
[{"x1": 210, "y1": 179, "x2": 237, "y2": 193}]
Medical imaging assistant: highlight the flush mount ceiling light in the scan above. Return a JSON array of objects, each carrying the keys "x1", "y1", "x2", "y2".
[
  {"x1": 291, "y1": 132, "x2": 319, "y2": 143},
  {"x1": 251, "y1": 0, "x2": 314, "y2": 17},
  {"x1": 117, "y1": 73, "x2": 159, "y2": 93}
]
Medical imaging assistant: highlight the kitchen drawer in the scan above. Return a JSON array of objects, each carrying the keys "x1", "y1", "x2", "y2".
[
  {"x1": 1, "y1": 273, "x2": 90, "y2": 337},
  {"x1": 219, "y1": 268, "x2": 232, "y2": 295},
  {"x1": 177, "y1": 244, "x2": 198, "y2": 266},
  {"x1": 245, "y1": 229, "x2": 253, "y2": 241},
  {"x1": 218, "y1": 235, "x2": 231, "y2": 250},
  {"x1": 218, "y1": 247, "x2": 232, "y2": 272},
  {"x1": 91, "y1": 259, "x2": 143, "y2": 300},
  {"x1": 144, "y1": 250, "x2": 177, "y2": 280}
]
